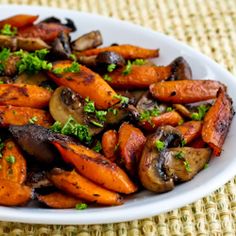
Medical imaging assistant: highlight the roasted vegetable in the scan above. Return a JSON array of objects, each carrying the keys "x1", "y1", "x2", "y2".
[
  {"x1": 72, "y1": 30, "x2": 102, "y2": 51},
  {"x1": 48, "y1": 60, "x2": 119, "y2": 109},
  {"x1": 0, "y1": 84, "x2": 52, "y2": 108},
  {"x1": 79, "y1": 44, "x2": 159, "y2": 59},
  {"x1": 0, "y1": 179, "x2": 32, "y2": 206},
  {"x1": 49, "y1": 168, "x2": 123, "y2": 205},
  {"x1": 14, "y1": 72, "x2": 49, "y2": 86},
  {"x1": 150, "y1": 80, "x2": 226, "y2": 104},
  {"x1": 53, "y1": 141, "x2": 137, "y2": 194},
  {"x1": 202, "y1": 89, "x2": 234, "y2": 156},
  {"x1": 38, "y1": 192, "x2": 82, "y2": 209}
]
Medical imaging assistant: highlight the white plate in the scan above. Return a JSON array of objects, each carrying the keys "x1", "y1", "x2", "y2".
[{"x1": 0, "y1": 4, "x2": 236, "y2": 225}]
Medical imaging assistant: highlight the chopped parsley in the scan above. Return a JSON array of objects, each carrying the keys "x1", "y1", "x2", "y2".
[
  {"x1": 191, "y1": 105, "x2": 210, "y2": 121},
  {"x1": 113, "y1": 94, "x2": 129, "y2": 105},
  {"x1": 184, "y1": 160, "x2": 192, "y2": 173},
  {"x1": 178, "y1": 119, "x2": 184, "y2": 125},
  {"x1": 29, "y1": 116, "x2": 38, "y2": 124},
  {"x1": 174, "y1": 151, "x2": 192, "y2": 173},
  {"x1": 90, "y1": 120, "x2": 103, "y2": 127},
  {"x1": 92, "y1": 141, "x2": 102, "y2": 153},
  {"x1": 0, "y1": 48, "x2": 11, "y2": 74},
  {"x1": 108, "y1": 107, "x2": 118, "y2": 115},
  {"x1": 107, "y1": 63, "x2": 116, "y2": 72},
  {"x1": 181, "y1": 139, "x2": 186, "y2": 147},
  {"x1": 122, "y1": 60, "x2": 132, "y2": 75},
  {"x1": 0, "y1": 138, "x2": 4, "y2": 158},
  {"x1": 204, "y1": 163, "x2": 209, "y2": 169},
  {"x1": 132, "y1": 59, "x2": 146, "y2": 65},
  {"x1": 174, "y1": 151, "x2": 185, "y2": 160},
  {"x1": 0, "y1": 24, "x2": 17, "y2": 36},
  {"x1": 84, "y1": 98, "x2": 95, "y2": 113},
  {"x1": 103, "y1": 74, "x2": 112, "y2": 82},
  {"x1": 53, "y1": 61, "x2": 80, "y2": 74},
  {"x1": 14, "y1": 49, "x2": 52, "y2": 74},
  {"x1": 5, "y1": 155, "x2": 15, "y2": 164},
  {"x1": 51, "y1": 116, "x2": 92, "y2": 143},
  {"x1": 69, "y1": 54, "x2": 77, "y2": 61},
  {"x1": 139, "y1": 107, "x2": 161, "y2": 121},
  {"x1": 166, "y1": 107, "x2": 173, "y2": 112},
  {"x1": 0, "y1": 80, "x2": 4, "y2": 84},
  {"x1": 156, "y1": 140, "x2": 165, "y2": 151},
  {"x1": 75, "y1": 203, "x2": 88, "y2": 210}
]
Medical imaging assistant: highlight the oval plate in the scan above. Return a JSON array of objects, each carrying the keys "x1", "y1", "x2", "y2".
[{"x1": 0, "y1": 4, "x2": 235, "y2": 225}]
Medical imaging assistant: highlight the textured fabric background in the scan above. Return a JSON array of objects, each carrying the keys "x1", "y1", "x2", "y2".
[{"x1": 0, "y1": 0, "x2": 236, "y2": 235}]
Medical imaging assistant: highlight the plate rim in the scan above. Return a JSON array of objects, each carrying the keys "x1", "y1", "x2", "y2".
[{"x1": 0, "y1": 4, "x2": 235, "y2": 225}]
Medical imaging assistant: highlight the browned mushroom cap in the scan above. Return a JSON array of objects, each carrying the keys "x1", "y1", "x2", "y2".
[
  {"x1": 139, "y1": 126, "x2": 183, "y2": 193},
  {"x1": 72, "y1": 30, "x2": 103, "y2": 51},
  {"x1": 168, "y1": 57, "x2": 192, "y2": 81}
]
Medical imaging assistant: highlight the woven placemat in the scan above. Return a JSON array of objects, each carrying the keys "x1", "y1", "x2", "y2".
[{"x1": 0, "y1": 0, "x2": 236, "y2": 235}]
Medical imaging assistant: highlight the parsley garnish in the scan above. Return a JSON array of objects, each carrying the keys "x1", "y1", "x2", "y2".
[
  {"x1": 132, "y1": 59, "x2": 146, "y2": 65},
  {"x1": 14, "y1": 49, "x2": 52, "y2": 74},
  {"x1": 156, "y1": 140, "x2": 165, "y2": 151},
  {"x1": 51, "y1": 116, "x2": 92, "y2": 143},
  {"x1": 53, "y1": 61, "x2": 80, "y2": 74},
  {"x1": 113, "y1": 94, "x2": 129, "y2": 105},
  {"x1": 184, "y1": 160, "x2": 192, "y2": 173},
  {"x1": 5, "y1": 155, "x2": 15, "y2": 164},
  {"x1": 0, "y1": 80, "x2": 4, "y2": 84},
  {"x1": 108, "y1": 108, "x2": 118, "y2": 115},
  {"x1": 122, "y1": 60, "x2": 132, "y2": 75},
  {"x1": 69, "y1": 54, "x2": 77, "y2": 61},
  {"x1": 191, "y1": 105, "x2": 210, "y2": 121},
  {"x1": 174, "y1": 151, "x2": 185, "y2": 159},
  {"x1": 178, "y1": 119, "x2": 184, "y2": 125},
  {"x1": 75, "y1": 203, "x2": 88, "y2": 210},
  {"x1": 84, "y1": 98, "x2": 95, "y2": 113},
  {"x1": 140, "y1": 107, "x2": 161, "y2": 121},
  {"x1": 0, "y1": 24, "x2": 17, "y2": 36},
  {"x1": 103, "y1": 74, "x2": 112, "y2": 81},
  {"x1": 90, "y1": 120, "x2": 103, "y2": 127},
  {"x1": 204, "y1": 163, "x2": 209, "y2": 169},
  {"x1": 92, "y1": 141, "x2": 102, "y2": 152},
  {"x1": 0, "y1": 138, "x2": 4, "y2": 158},
  {"x1": 29, "y1": 116, "x2": 38, "y2": 124},
  {"x1": 181, "y1": 140, "x2": 186, "y2": 147},
  {"x1": 166, "y1": 107, "x2": 173, "y2": 112},
  {"x1": 0, "y1": 48, "x2": 10, "y2": 74},
  {"x1": 107, "y1": 63, "x2": 116, "y2": 72},
  {"x1": 174, "y1": 151, "x2": 192, "y2": 172}
]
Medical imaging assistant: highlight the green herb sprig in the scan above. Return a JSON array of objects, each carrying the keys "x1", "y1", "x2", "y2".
[{"x1": 0, "y1": 24, "x2": 17, "y2": 36}]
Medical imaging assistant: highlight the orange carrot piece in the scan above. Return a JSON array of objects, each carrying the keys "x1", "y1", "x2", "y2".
[
  {"x1": 0, "y1": 84, "x2": 52, "y2": 108},
  {"x1": 0, "y1": 14, "x2": 38, "y2": 28},
  {"x1": 0, "y1": 105, "x2": 53, "y2": 128},
  {"x1": 0, "y1": 139, "x2": 26, "y2": 184},
  {"x1": 0, "y1": 179, "x2": 31, "y2": 206},
  {"x1": 53, "y1": 141, "x2": 137, "y2": 194},
  {"x1": 38, "y1": 192, "x2": 83, "y2": 209},
  {"x1": 118, "y1": 123, "x2": 146, "y2": 176},
  {"x1": 202, "y1": 89, "x2": 234, "y2": 156},
  {"x1": 101, "y1": 130, "x2": 118, "y2": 162},
  {"x1": 150, "y1": 80, "x2": 226, "y2": 104},
  {"x1": 48, "y1": 61, "x2": 119, "y2": 109},
  {"x1": 140, "y1": 111, "x2": 183, "y2": 131},
  {"x1": 49, "y1": 169, "x2": 123, "y2": 206},
  {"x1": 108, "y1": 65, "x2": 171, "y2": 89},
  {"x1": 79, "y1": 44, "x2": 159, "y2": 59},
  {"x1": 189, "y1": 137, "x2": 207, "y2": 148},
  {"x1": 176, "y1": 121, "x2": 202, "y2": 144}
]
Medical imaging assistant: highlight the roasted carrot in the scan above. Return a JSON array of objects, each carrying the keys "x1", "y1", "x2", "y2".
[
  {"x1": 0, "y1": 179, "x2": 31, "y2": 206},
  {"x1": 0, "y1": 14, "x2": 38, "y2": 28},
  {"x1": 0, "y1": 84, "x2": 52, "y2": 108},
  {"x1": 101, "y1": 130, "x2": 118, "y2": 162},
  {"x1": 49, "y1": 169, "x2": 123, "y2": 206},
  {"x1": 53, "y1": 141, "x2": 137, "y2": 194},
  {"x1": 189, "y1": 137, "x2": 207, "y2": 148},
  {"x1": 78, "y1": 44, "x2": 159, "y2": 59},
  {"x1": 0, "y1": 139, "x2": 26, "y2": 184},
  {"x1": 140, "y1": 111, "x2": 183, "y2": 131},
  {"x1": 107, "y1": 65, "x2": 171, "y2": 89},
  {"x1": 0, "y1": 105, "x2": 53, "y2": 128},
  {"x1": 118, "y1": 123, "x2": 146, "y2": 176},
  {"x1": 176, "y1": 121, "x2": 202, "y2": 144},
  {"x1": 48, "y1": 61, "x2": 119, "y2": 109},
  {"x1": 150, "y1": 80, "x2": 226, "y2": 104},
  {"x1": 38, "y1": 192, "x2": 83, "y2": 209},
  {"x1": 18, "y1": 23, "x2": 72, "y2": 43},
  {"x1": 202, "y1": 89, "x2": 234, "y2": 156}
]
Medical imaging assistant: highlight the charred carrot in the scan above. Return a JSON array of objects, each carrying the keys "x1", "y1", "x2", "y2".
[
  {"x1": 53, "y1": 141, "x2": 137, "y2": 194},
  {"x1": 49, "y1": 169, "x2": 123, "y2": 206},
  {"x1": 78, "y1": 44, "x2": 159, "y2": 59},
  {"x1": 0, "y1": 105, "x2": 53, "y2": 128},
  {"x1": 150, "y1": 80, "x2": 226, "y2": 104},
  {"x1": 202, "y1": 89, "x2": 234, "y2": 156},
  {"x1": 189, "y1": 137, "x2": 207, "y2": 148}
]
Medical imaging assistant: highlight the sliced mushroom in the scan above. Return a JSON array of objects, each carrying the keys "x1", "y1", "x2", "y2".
[
  {"x1": 163, "y1": 147, "x2": 211, "y2": 182},
  {"x1": 76, "y1": 55, "x2": 97, "y2": 67},
  {"x1": 72, "y1": 30, "x2": 102, "y2": 51},
  {"x1": 49, "y1": 86, "x2": 103, "y2": 135},
  {"x1": 139, "y1": 126, "x2": 183, "y2": 193},
  {"x1": 116, "y1": 90, "x2": 146, "y2": 106}
]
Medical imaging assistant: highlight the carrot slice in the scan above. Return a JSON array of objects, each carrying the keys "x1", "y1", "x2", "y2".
[
  {"x1": 38, "y1": 192, "x2": 83, "y2": 209},
  {"x1": 140, "y1": 111, "x2": 183, "y2": 131},
  {"x1": 0, "y1": 139, "x2": 26, "y2": 184},
  {"x1": 0, "y1": 105, "x2": 53, "y2": 128},
  {"x1": 150, "y1": 80, "x2": 226, "y2": 104},
  {"x1": 53, "y1": 141, "x2": 137, "y2": 194},
  {"x1": 107, "y1": 65, "x2": 171, "y2": 89},
  {"x1": 189, "y1": 137, "x2": 207, "y2": 148},
  {"x1": 79, "y1": 44, "x2": 159, "y2": 59},
  {"x1": 0, "y1": 14, "x2": 38, "y2": 28},
  {"x1": 48, "y1": 61, "x2": 119, "y2": 109},
  {"x1": 0, "y1": 179, "x2": 31, "y2": 206},
  {"x1": 202, "y1": 89, "x2": 234, "y2": 156},
  {"x1": 118, "y1": 123, "x2": 146, "y2": 176},
  {"x1": 101, "y1": 130, "x2": 118, "y2": 162},
  {"x1": 49, "y1": 169, "x2": 123, "y2": 206},
  {"x1": 0, "y1": 84, "x2": 52, "y2": 108},
  {"x1": 176, "y1": 121, "x2": 202, "y2": 144}
]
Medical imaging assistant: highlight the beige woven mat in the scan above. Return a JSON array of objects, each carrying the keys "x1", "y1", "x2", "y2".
[{"x1": 0, "y1": 0, "x2": 236, "y2": 235}]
